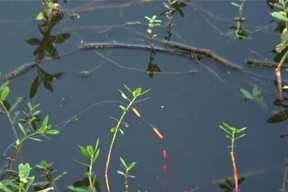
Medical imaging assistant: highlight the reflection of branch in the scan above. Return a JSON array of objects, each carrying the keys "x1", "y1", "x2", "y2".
[
  {"x1": 80, "y1": 42, "x2": 243, "y2": 71},
  {"x1": 247, "y1": 59, "x2": 288, "y2": 69}
]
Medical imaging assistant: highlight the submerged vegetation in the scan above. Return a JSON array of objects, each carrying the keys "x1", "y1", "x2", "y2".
[{"x1": 1, "y1": 0, "x2": 288, "y2": 191}]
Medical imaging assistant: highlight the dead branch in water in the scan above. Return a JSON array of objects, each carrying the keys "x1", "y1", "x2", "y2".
[
  {"x1": 247, "y1": 59, "x2": 288, "y2": 69},
  {"x1": 3, "y1": 40, "x2": 243, "y2": 82},
  {"x1": 80, "y1": 42, "x2": 243, "y2": 71}
]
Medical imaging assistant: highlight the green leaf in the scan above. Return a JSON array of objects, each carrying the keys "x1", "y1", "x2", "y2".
[
  {"x1": 0, "y1": 181, "x2": 14, "y2": 192},
  {"x1": 38, "y1": 115, "x2": 49, "y2": 133},
  {"x1": 46, "y1": 129, "x2": 60, "y2": 135},
  {"x1": 110, "y1": 127, "x2": 116, "y2": 133},
  {"x1": 231, "y1": 2, "x2": 240, "y2": 7},
  {"x1": 117, "y1": 170, "x2": 126, "y2": 176},
  {"x1": 271, "y1": 12, "x2": 288, "y2": 22},
  {"x1": 86, "y1": 145, "x2": 94, "y2": 156},
  {"x1": 127, "y1": 162, "x2": 137, "y2": 170},
  {"x1": 240, "y1": 89, "x2": 254, "y2": 100},
  {"x1": 29, "y1": 137, "x2": 42, "y2": 142},
  {"x1": 133, "y1": 88, "x2": 142, "y2": 97},
  {"x1": 18, "y1": 123, "x2": 27, "y2": 136},
  {"x1": 119, "y1": 105, "x2": 126, "y2": 111},
  {"x1": 79, "y1": 145, "x2": 91, "y2": 158},
  {"x1": 36, "y1": 12, "x2": 45, "y2": 20},
  {"x1": 120, "y1": 157, "x2": 127, "y2": 168},
  {"x1": 18, "y1": 163, "x2": 32, "y2": 180},
  {"x1": 119, "y1": 128, "x2": 124, "y2": 135},
  {"x1": 0, "y1": 81, "x2": 9, "y2": 92},
  {"x1": 0, "y1": 86, "x2": 9, "y2": 101}
]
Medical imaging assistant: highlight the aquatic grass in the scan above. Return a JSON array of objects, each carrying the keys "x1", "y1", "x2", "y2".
[
  {"x1": 105, "y1": 85, "x2": 150, "y2": 192},
  {"x1": 228, "y1": 0, "x2": 250, "y2": 40},
  {"x1": 0, "y1": 163, "x2": 54, "y2": 192},
  {"x1": 117, "y1": 157, "x2": 137, "y2": 192},
  {"x1": 68, "y1": 139, "x2": 100, "y2": 191},
  {"x1": 145, "y1": 15, "x2": 162, "y2": 48},
  {"x1": 219, "y1": 122, "x2": 246, "y2": 192}
]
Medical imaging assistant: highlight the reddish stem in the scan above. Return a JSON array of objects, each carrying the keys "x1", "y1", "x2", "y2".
[{"x1": 230, "y1": 152, "x2": 239, "y2": 192}]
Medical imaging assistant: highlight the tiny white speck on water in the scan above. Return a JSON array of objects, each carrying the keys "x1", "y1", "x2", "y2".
[{"x1": 160, "y1": 105, "x2": 164, "y2": 109}]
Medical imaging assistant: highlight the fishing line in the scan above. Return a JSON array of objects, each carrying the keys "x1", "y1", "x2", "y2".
[
  {"x1": 55, "y1": 100, "x2": 123, "y2": 130},
  {"x1": 93, "y1": 50, "x2": 197, "y2": 76}
]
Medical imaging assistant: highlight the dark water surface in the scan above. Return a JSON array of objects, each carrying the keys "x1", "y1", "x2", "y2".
[{"x1": 0, "y1": 1, "x2": 288, "y2": 192}]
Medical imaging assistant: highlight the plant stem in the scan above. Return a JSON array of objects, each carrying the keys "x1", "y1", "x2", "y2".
[
  {"x1": 105, "y1": 97, "x2": 136, "y2": 192},
  {"x1": 275, "y1": 49, "x2": 288, "y2": 100},
  {"x1": 230, "y1": 129, "x2": 239, "y2": 192},
  {"x1": 0, "y1": 101, "x2": 18, "y2": 139},
  {"x1": 230, "y1": 151, "x2": 239, "y2": 192}
]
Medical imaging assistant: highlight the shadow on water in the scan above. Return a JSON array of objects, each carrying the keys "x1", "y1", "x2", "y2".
[{"x1": 1, "y1": 0, "x2": 288, "y2": 192}]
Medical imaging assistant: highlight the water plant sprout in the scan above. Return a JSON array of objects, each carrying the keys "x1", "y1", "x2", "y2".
[
  {"x1": 117, "y1": 157, "x2": 137, "y2": 192},
  {"x1": 145, "y1": 15, "x2": 162, "y2": 47},
  {"x1": 219, "y1": 122, "x2": 247, "y2": 192},
  {"x1": 105, "y1": 85, "x2": 150, "y2": 192}
]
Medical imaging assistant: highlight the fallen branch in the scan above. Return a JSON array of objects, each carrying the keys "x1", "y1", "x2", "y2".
[
  {"x1": 3, "y1": 41, "x2": 243, "y2": 82},
  {"x1": 247, "y1": 59, "x2": 288, "y2": 69},
  {"x1": 80, "y1": 41, "x2": 243, "y2": 71}
]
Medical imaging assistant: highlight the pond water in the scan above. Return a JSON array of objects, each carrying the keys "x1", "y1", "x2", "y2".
[{"x1": 1, "y1": 1, "x2": 288, "y2": 192}]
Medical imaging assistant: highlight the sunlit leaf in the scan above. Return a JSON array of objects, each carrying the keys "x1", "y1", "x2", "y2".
[
  {"x1": 110, "y1": 127, "x2": 116, "y2": 133},
  {"x1": 133, "y1": 88, "x2": 142, "y2": 97},
  {"x1": 271, "y1": 11, "x2": 288, "y2": 22},
  {"x1": 46, "y1": 129, "x2": 60, "y2": 135},
  {"x1": 0, "y1": 86, "x2": 9, "y2": 101},
  {"x1": 79, "y1": 145, "x2": 91, "y2": 158},
  {"x1": 36, "y1": 12, "x2": 45, "y2": 20},
  {"x1": 86, "y1": 145, "x2": 94, "y2": 157},
  {"x1": 127, "y1": 162, "x2": 137, "y2": 170}
]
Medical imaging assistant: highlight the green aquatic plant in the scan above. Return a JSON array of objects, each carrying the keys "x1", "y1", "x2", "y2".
[
  {"x1": 0, "y1": 163, "x2": 54, "y2": 192},
  {"x1": 34, "y1": 160, "x2": 67, "y2": 190},
  {"x1": 145, "y1": 15, "x2": 162, "y2": 47},
  {"x1": 240, "y1": 84, "x2": 267, "y2": 109},
  {"x1": 219, "y1": 122, "x2": 247, "y2": 192},
  {"x1": 105, "y1": 85, "x2": 150, "y2": 192},
  {"x1": 117, "y1": 157, "x2": 137, "y2": 192},
  {"x1": 269, "y1": 0, "x2": 288, "y2": 100},
  {"x1": 228, "y1": 0, "x2": 251, "y2": 40},
  {"x1": 69, "y1": 139, "x2": 100, "y2": 192},
  {"x1": 36, "y1": 0, "x2": 61, "y2": 21}
]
